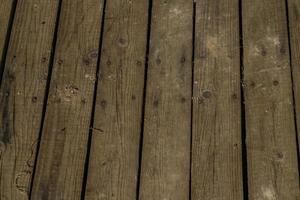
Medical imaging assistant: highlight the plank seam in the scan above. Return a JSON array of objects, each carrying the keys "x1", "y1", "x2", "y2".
[
  {"x1": 28, "y1": 0, "x2": 63, "y2": 198},
  {"x1": 135, "y1": 0, "x2": 153, "y2": 199},
  {"x1": 239, "y1": 0, "x2": 249, "y2": 199},
  {"x1": 0, "y1": 0, "x2": 18, "y2": 85},
  {"x1": 189, "y1": 1, "x2": 196, "y2": 200},
  {"x1": 80, "y1": 0, "x2": 107, "y2": 198},
  {"x1": 284, "y1": 0, "x2": 300, "y2": 182}
]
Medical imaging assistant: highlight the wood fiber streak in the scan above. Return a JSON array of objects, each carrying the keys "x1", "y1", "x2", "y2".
[
  {"x1": 139, "y1": 0, "x2": 193, "y2": 199},
  {"x1": 84, "y1": 0, "x2": 149, "y2": 199},
  {"x1": 243, "y1": 0, "x2": 300, "y2": 199},
  {"x1": 287, "y1": 0, "x2": 300, "y2": 153},
  {"x1": 31, "y1": 0, "x2": 104, "y2": 199},
  {"x1": 0, "y1": 0, "x2": 14, "y2": 70},
  {"x1": 0, "y1": 0, "x2": 59, "y2": 199},
  {"x1": 191, "y1": 0, "x2": 243, "y2": 199}
]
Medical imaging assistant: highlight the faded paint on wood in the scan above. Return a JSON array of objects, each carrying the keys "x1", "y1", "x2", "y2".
[
  {"x1": 242, "y1": 0, "x2": 300, "y2": 199},
  {"x1": 31, "y1": 0, "x2": 104, "y2": 199},
  {"x1": 139, "y1": 0, "x2": 193, "y2": 199},
  {"x1": 0, "y1": 0, "x2": 59, "y2": 199},
  {"x1": 191, "y1": 0, "x2": 244, "y2": 199},
  {"x1": 84, "y1": 0, "x2": 149, "y2": 199}
]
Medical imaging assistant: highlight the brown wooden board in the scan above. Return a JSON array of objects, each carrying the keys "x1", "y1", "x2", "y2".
[
  {"x1": 0, "y1": 0, "x2": 59, "y2": 199},
  {"x1": 0, "y1": 0, "x2": 14, "y2": 71},
  {"x1": 84, "y1": 0, "x2": 149, "y2": 199},
  {"x1": 138, "y1": 0, "x2": 193, "y2": 199},
  {"x1": 242, "y1": 0, "x2": 300, "y2": 199},
  {"x1": 191, "y1": 0, "x2": 244, "y2": 199},
  {"x1": 287, "y1": 0, "x2": 300, "y2": 153},
  {"x1": 30, "y1": 0, "x2": 104, "y2": 199}
]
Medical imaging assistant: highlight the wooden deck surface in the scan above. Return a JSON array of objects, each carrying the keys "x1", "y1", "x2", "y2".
[{"x1": 0, "y1": 0, "x2": 299, "y2": 199}]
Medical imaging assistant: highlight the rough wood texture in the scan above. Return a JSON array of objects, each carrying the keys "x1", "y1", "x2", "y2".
[
  {"x1": 139, "y1": 0, "x2": 193, "y2": 199},
  {"x1": 243, "y1": 0, "x2": 300, "y2": 199},
  {"x1": 30, "y1": 0, "x2": 104, "y2": 199},
  {"x1": 1, "y1": 1, "x2": 300, "y2": 199},
  {"x1": 84, "y1": 0, "x2": 149, "y2": 199},
  {"x1": 0, "y1": 0, "x2": 59, "y2": 199},
  {"x1": 0, "y1": 0, "x2": 14, "y2": 70},
  {"x1": 288, "y1": 0, "x2": 300, "y2": 152},
  {"x1": 191, "y1": 0, "x2": 243, "y2": 199}
]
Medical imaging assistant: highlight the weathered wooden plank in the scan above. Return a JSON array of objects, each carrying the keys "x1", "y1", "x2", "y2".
[
  {"x1": 287, "y1": 0, "x2": 300, "y2": 153},
  {"x1": 0, "y1": 0, "x2": 60, "y2": 199},
  {"x1": 0, "y1": 0, "x2": 15, "y2": 72},
  {"x1": 191, "y1": 0, "x2": 243, "y2": 199},
  {"x1": 84, "y1": 0, "x2": 149, "y2": 199},
  {"x1": 242, "y1": 0, "x2": 300, "y2": 199},
  {"x1": 30, "y1": 0, "x2": 104, "y2": 199},
  {"x1": 139, "y1": 0, "x2": 193, "y2": 199}
]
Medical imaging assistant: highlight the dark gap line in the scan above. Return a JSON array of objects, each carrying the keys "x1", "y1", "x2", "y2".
[
  {"x1": 238, "y1": 0, "x2": 249, "y2": 199},
  {"x1": 284, "y1": 0, "x2": 300, "y2": 181},
  {"x1": 0, "y1": 0, "x2": 18, "y2": 85},
  {"x1": 80, "y1": 0, "x2": 107, "y2": 199},
  {"x1": 29, "y1": 0, "x2": 63, "y2": 198},
  {"x1": 135, "y1": 0, "x2": 153, "y2": 199},
  {"x1": 189, "y1": 1, "x2": 196, "y2": 200}
]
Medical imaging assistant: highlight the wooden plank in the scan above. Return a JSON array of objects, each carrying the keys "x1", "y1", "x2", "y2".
[
  {"x1": 30, "y1": 0, "x2": 104, "y2": 199},
  {"x1": 287, "y1": 0, "x2": 300, "y2": 153},
  {"x1": 191, "y1": 0, "x2": 243, "y2": 199},
  {"x1": 139, "y1": 0, "x2": 193, "y2": 199},
  {"x1": 0, "y1": 0, "x2": 15, "y2": 70},
  {"x1": 0, "y1": 0, "x2": 59, "y2": 199},
  {"x1": 242, "y1": 0, "x2": 300, "y2": 199},
  {"x1": 84, "y1": 0, "x2": 149, "y2": 199}
]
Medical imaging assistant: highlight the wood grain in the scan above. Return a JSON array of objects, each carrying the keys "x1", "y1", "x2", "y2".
[
  {"x1": 287, "y1": 0, "x2": 300, "y2": 153},
  {"x1": 139, "y1": 0, "x2": 193, "y2": 199},
  {"x1": 0, "y1": 0, "x2": 59, "y2": 199},
  {"x1": 242, "y1": 0, "x2": 300, "y2": 199},
  {"x1": 84, "y1": 0, "x2": 149, "y2": 199},
  {"x1": 191, "y1": 0, "x2": 243, "y2": 199},
  {"x1": 0, "y1": 0, "x2": 15, "y2": 71},
  {"x1": 30, "y1": 0, "x2": 104, "y2": 199}
]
